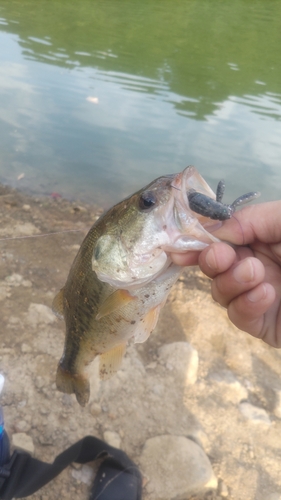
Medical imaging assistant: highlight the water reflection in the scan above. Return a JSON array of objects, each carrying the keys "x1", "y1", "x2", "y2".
[
  {"x1": 233, "y1": 93, "x2": 281, "y2": 122},
  {"x1": 0, "y1": 0, "x2": 280, "y2": 205}
]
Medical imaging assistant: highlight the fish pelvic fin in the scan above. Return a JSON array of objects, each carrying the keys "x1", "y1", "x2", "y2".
[
  {"x1": 56, "y1": 364, "x2": 90, "y2": 407},
  {"x1": 133, "y1": 303, "x2": 163, "y2": 344},
  {"x1": 52, "y1": 287, "x2": 65, "y2": 320},
  {"x1": 99, "y1": 342, "x2": 126, "y2": 380},
  {"x1": 96, "y1": 289, "x2": 136, "y2": 320}
]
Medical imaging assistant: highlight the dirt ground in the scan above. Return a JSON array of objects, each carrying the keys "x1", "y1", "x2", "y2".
[{"x1": 0, "y1": 185, "x2": 281, "y2": 500}]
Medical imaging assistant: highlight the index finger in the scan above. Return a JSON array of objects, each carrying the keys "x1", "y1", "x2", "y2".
[{"x1": 210, "y1": 201, "x2": 281, "y2": 246}]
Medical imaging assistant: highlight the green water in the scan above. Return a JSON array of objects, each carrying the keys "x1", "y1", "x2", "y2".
[{"x1": 0, "y1": 0, "x2": 280, "y2": 206}]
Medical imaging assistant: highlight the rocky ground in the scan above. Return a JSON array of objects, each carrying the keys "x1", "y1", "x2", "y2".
[{"x1": 0, "y1": 185, "x2": 281, "y2": 500}]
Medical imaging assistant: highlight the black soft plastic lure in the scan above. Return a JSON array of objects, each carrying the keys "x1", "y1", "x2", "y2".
[{"x1": 187, "y1": 180, "x2": 260, "y2": 221}]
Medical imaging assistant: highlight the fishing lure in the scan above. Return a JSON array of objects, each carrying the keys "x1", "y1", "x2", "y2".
[{"x1": 187, "y1": 180, "x2": 260, "y2": 220}]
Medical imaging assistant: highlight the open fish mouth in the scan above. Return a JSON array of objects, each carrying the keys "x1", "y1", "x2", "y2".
[{"x1": 157, "y1": 166, "x2": 221, "y2": 253}]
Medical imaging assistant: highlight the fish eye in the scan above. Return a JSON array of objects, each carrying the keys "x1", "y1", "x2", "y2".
[{"x1": 139, "y1": 191, "x2": 157, "y2": 210}]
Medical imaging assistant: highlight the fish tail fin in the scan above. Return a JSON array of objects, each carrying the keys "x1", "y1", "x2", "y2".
[{"x1": 56, "y1": 364, "x2": 90, "y2": 407}]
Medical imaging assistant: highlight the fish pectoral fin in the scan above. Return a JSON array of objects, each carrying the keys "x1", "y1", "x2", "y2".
[
  {"x1": 56, "y1": 364, "x2": 90, "y2": 407},
  {"x1": 133, "y1": 302, "x2": 164, "y2": 344},
  {"x1": 99, "y1": 342, "x2": 126, "y2": 380},
  {"x1": 52, "y1": 287, "x2": 65, "y2": 319},
  {"x1": 96, "y1": 289, "x2": 136, "y2": 320}
]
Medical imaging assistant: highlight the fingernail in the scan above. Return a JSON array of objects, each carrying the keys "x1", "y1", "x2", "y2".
[
  {"x1": 205, "y1": 247, "x2": 217, "y2": 270},
  {"x1": 247, "y1": 284, "x2": 267, "y2": 303},
  {"x1": 233, "y1": 259, "x2": 254, "y2": 284}
]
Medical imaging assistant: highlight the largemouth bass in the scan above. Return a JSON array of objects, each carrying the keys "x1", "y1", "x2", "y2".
[{"x1": 52, "y1": 166, "x2": 230, "y2": 405}]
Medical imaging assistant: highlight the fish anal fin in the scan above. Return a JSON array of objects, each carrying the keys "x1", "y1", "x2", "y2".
[
  {"x1": 56, "y1": 364, "x2": 90, "y2": 407},
  {"x1": 96, "y1": 289, "x2": 136, "y2": 320},
  {"x1": 52, "y1": 287, "x2": 65, "y2": 319},
  {"x1": 99, "y1": 342, "x2": 126, "y2": 380},
  {"x1": 133, "y1": 303, "x2": 163, "y2": 344}
]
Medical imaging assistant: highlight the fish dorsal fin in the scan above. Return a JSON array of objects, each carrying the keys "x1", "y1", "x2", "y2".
[
  {"x1": 96, "y1": 289, "x2": 136, "y2": 320},
  {"x1": 52, "y1": 287, "x2": 65, "y2": 319},
  {"x1": 99, "y1": 342, "x2": 126, "y2": 380},
  {"x1": 133, "y1": 303, "x2": 163, "y2": 344}
]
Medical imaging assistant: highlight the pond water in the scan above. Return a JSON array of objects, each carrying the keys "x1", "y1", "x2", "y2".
[{"x1": 0, "y1": 0, "x2": 281, "y2": 207}]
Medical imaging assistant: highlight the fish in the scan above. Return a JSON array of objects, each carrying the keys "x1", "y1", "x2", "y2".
[{"x1": 52, "y1": 165, "x2": 224, "y2": 406}]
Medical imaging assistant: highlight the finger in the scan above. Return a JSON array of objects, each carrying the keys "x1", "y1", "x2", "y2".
[
  {"x1": 170, "y1": 241, "x2": 252, "y2": 270},
  {"x1": 211, "y1": 257, "x2": 265, "y2": 307},
  {"x1": 198, "y1": 242, "x2": 237, "y2": 279},
  {"x1": 170, "y1": 251, "x2": 200, "y2": 267},
  {"x1": 209, "y1": 201, "x2": 281, "y2": 246},
  {"x1": 227, "y1": 283, "x2": 277, "y2": 343}
]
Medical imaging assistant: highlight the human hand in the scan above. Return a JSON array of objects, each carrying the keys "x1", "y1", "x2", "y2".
[{"x1": 171, "y1": 201, "x2": 281, "y2": 347}]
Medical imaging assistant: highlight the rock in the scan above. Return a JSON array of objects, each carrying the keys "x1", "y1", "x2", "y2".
[
  {"x1": 26, "y1": 303, "x2": 56, "y2": 327},
  {"x1": 218, "y1": 480, "x2": 229, "y2": 497},
  {"x1": 0, "y1": 284, "x2": 9, "y2": 301},
  {"x1": 103, "y1": 431, "x2": 121, "y2": 449},
  {"x1": 21, "y1": 343, "x2": 32, "y2": 353},
  {"x1": 18, "y1": 400, "x2": 27, "y2": 408},
  {"x1": 71, "y1": 464, "x2": 95, "y2": 485},
  {"x1": 187, "y1": 428, "x2": 210, "y2": 453},
  {"x1": 146, "y1": 361, "x2": 157, "y2": 370},
  {"x1": 8, "y1": 316, "x2": 20, "y2": 326},
  {"x1": 35, "y1": 376, "x2": 46, "y2": 389},
  {"x1": 13, "y1": 222, "x2": 40, "y2": 236},
  {"x1": 12, "y1": 432, "x2": 34, "y2": 455},
  {"x1": 22, "y1": 279, "x2": 32, "y2": 287},
  {"x1": 239, "y1": 402, "x2": 271, "y2": 425},
  {"x1": 72, "y1": 205, "x2": 87, "y2": 213},
  {"x1": 224, "y1": 339, "x2": 253, "y2": 374},
  {"x1": 38, "y1": 430, "x2": 54, "y2": 445},
  {"x1": 268, "y1": 494, "x2": 281, "y2": 500},
  {"x1": 152, "y1": 383, "x2": 165, "y2": 396},
  {"x1": 139, "y1": 435, "x2": 217, "y2": 500},
  {"x1": 71, "y1": 463, "x2": 82, "y2": 470},
  {"x1": 69, "y1": 244, "x2": 81, "y2": 251},
  {"x1": 5, "y1": 273, "x2": 23, "y2": 286},
  {"x1": 273, "y1": 389, "x2": 281, "y2": 419},
  {"x1": 90, "y1": 402, "x2": 102, "y2": 416},
  {"x1": 158, "y1": 342, "x2": 198, "y2": 384},
  {"x1": 4, "y1": 274, "x2": 31, "y2": 289},
  {"x1": 14, "y1": 420, "x2": 31, "y2": 433},
  {"x1": 209, "y1": 369, "x2": 248, "y2": 404}
]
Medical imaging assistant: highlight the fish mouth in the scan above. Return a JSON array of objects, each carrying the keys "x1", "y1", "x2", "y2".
[
  {"x1": 172, "y1": 165, "x2": 213, "y2": 194},
  {"x1": 160, "y1": 166, "x2": 220, "y2": 254}
]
